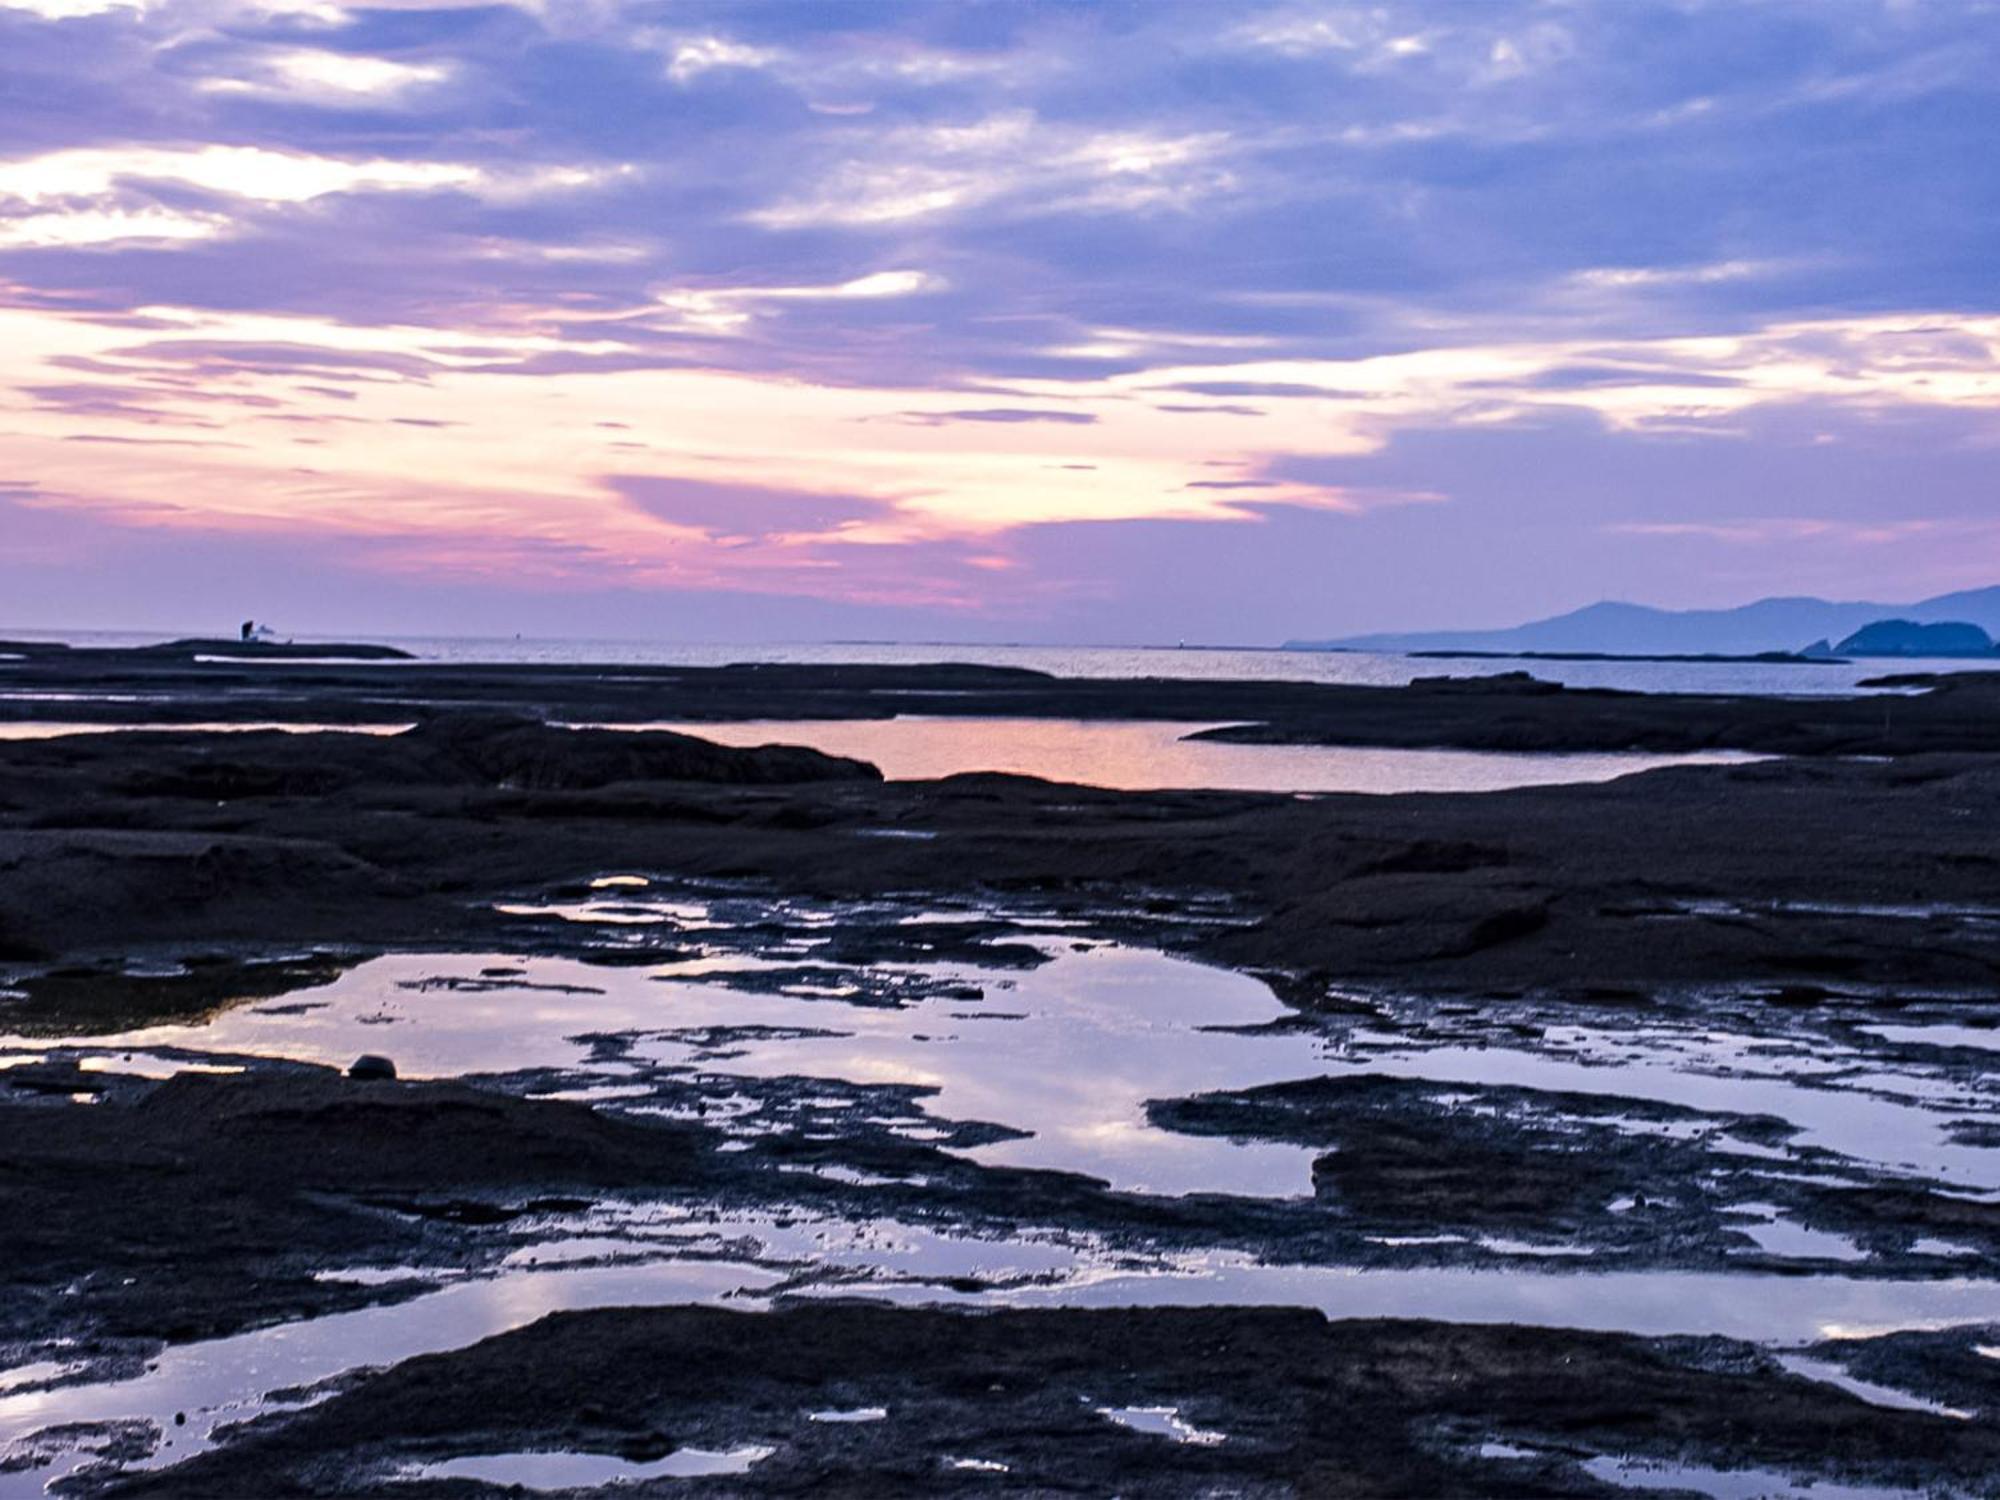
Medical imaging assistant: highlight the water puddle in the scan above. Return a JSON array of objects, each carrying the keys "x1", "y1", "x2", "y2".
[
  {"x1": 1774, "y1": 1355, "x2": 1972, "y2": 1420},
  {"x1": 20, "y1": 914, "x2": 1996, "y2": 1200},
  {"x1": 0, "y1": 1365, "x2": 84, "y2": 1398},
  {"x1": 0, "y1": 1261, "x2": 775, "y2": 1496},
  {"x1": 1096, "y1": 1405, "x2": 1227, "y2": 1445},
  {"x1": 1334, "y1": 1024, "x2": 2000, "y2": 1191},
  {"x1": 0, "y1": 722, "x2": 409, "y2": 740},
  {"x1": 404, "y1": 1445, "x2": 772, "y2": 1488},
  {"x1": 615, "y1": 716, "x2": 1759, "y2": 793},
  {"x1": 7, "y1": 891, "x2": 2000, "y2": 1493},
  {"x1": 15, "y1": 943, "x2": 1331, "y2": 1198},
  {"x1": 1728, "y1": 1206, "x2": 1868, "y2": 1263},
  {"x1": 1581, "y1": 1455, "x2": 1923, "y2": 1499},
  {"x1": 7, "y1": 1204, "x2": 1999, "y2": 1495},
  {"x1": 1861, "y1": 1024, "x2": 2000, "y2": 1054}
]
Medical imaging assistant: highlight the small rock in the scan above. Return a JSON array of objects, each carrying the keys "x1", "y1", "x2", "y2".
[{"x1": 347, "y1": 1054, "x2": 397, "y2": 1081}]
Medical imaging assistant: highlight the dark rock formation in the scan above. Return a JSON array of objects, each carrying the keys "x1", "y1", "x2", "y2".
[
  {"x1": 1834, "y1": 619, "x2": 1996, "y2": 658},
  {"x1": 401, "y1": 712, "x2": 882, "y2": 789}
]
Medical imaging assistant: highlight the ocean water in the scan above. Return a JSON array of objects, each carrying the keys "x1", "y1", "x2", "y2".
[{"x1": 2, "y1": 629, "x2": 1985, "y2": 697}]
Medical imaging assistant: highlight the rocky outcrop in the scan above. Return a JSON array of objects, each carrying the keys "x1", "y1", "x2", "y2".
[
  {"x1": 400, "y1": 712, "x2": 883, "y2": 789},
  {"x1": 1834, "y1": 619, "x2": 1995, "y2": 657}
]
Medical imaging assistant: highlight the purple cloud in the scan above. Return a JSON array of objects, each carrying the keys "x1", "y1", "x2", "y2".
[
  {"x1": 889, "y1": 408, "x2": 1099, "y2": 426},
  {"x1": 611, "y1": 475, "x2": 892, "y2": 543}
]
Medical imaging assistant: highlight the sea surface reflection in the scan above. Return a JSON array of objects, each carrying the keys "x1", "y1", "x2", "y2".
[{"x1": 627, "y1": 716, "x2": 1760, "y2": 793}]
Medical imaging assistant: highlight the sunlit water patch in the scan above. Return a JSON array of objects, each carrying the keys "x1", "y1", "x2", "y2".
[
  {"x1": 0, "y1": 1260, "x2": 775, "y2": 1496},
  {"x1": 15, "y1": 942, "x2": 1331, "y2": 1197},
  {"x1": 609, "y1": 716, "x2": 1761, "y2": 793},
  {"x1": 405, "y1": 1445, "x2": 774, "y2": 1488},
  {"x1": 1578, "y1": 1455, "x2": 1926, "y2": 1500},
  {"x1": 10, "y1": 910, "x2": 1998, "y2": 1200},
  {"x1": 1096, "y1": 1405, "x2": 1227, "y2": 1445},
  {"x1": 6, "y1": 891, "x2": 2000, "y2": 1495},
  {"x1": 0, "y1": 722, "x2": 410, "y2": 741},
  {"x1": 1329, "y1": 1018, "x2": 2000, "y2": 1192},
  {"x1": 6, "y1": 1205, "x2": 1998, "y2": 1496}
]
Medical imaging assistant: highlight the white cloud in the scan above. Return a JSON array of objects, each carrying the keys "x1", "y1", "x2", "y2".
[
  {"x1": 0, "y1": 148, "x2": 622, "y2": 255},
  {"x1": 2, "y1": 0, "x2": 352, "y2": 20},
  {"x1": 1232, "y1": 9, "x2": 1383, "y2": 56},
  {"x1": 644, "y1": 28, "x2": 1033, "y2": 105},
  {"x1": 0, "y1": 205, "x2": 223, "y2": 247},
  {"x1": 197, "y1": 48, "x2": 452, "y2": 105},
  {"x1": 657, "y1": 269, "x2": 941, "y2": 333},
  {"x1": 1231, "y1": 8, "x2": 1441, "y2": 72},
  {"x1": 1, "y1": 0, "x2": 526, "y2": 20},
  {"x1": 1482, "y1": 24, "x2": 1577, "y2": 83},
  {"x1": 1569, "y1": 260, "x2": 1798, "y2": 291},
  {"x1": 659, "y1": 34, "x2": 781, "y2": 84},
  {"x1": 0, "y1": 146, "x2": 479, "y2": 205},
  {"x1": 473, "y1": 163, "x2": 634, "y2": 205},
  {"x1": 0, "y1": 0, "x2": 144, "y2": 15},
  {"x1": 748, "y1": 113, "x2": 1233, "y2": 228}
]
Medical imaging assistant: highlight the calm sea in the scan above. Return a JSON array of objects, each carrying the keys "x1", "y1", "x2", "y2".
[{"x1": 4, "y1": 630, "x2": 1980, "y2": 698}]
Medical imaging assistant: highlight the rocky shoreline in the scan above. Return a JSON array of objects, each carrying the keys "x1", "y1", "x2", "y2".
[
  {"x1": 3, "y1": 660, "x2": 1999, "y2": 1496},
  {"x1": 7, "y1": 638, "x2": 2000, "y2": 756}
]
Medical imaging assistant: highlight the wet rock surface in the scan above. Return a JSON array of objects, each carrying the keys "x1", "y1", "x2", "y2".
[
  {"x1": 3, "y1": 908, "x2": 1994, "y2": 1403},
  {"x1": 2, "y1": 664, "x2": 1999, "y2": 1495},
  {"x1": 1153, "y1": 1075, "x2": 1807, "y2": 1254},
  {"x1": 3, "y1": 721, "x2": 2000, "y2": 994},
  {"x1": 6, "y1": 646, "x2": 2000, "y2": 757},
  {"x1": 94, "y1": 1306, "x2": 2000, "y2": 1499},
  {"x1": 0, "y1": 1070, "x2": 715, "y2": 1357}
]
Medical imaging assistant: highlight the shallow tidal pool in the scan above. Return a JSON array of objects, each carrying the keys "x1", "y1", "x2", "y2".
[{"x1": 3, "y1": 885, "x2": 1997, "y2": 1496}]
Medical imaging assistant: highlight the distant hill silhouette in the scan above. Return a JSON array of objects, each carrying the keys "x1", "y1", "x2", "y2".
[
  {"x1": 1294, "y1": 586, "x2": 2000, "y2": 656},
  {"x1": 1831, "y1": 619, "x2": 1996, "y2": 657}
]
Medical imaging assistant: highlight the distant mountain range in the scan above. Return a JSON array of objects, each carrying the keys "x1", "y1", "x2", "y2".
[{"x1": 1292, "y1": 586, "x2": 2000, "y2": 657}]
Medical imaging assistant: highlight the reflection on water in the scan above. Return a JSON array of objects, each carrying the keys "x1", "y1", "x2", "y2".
[
  {"x1": 0, "y1": 1260, "x2": 776, "y2": 1496},
  {"x1": 1341, "y1": 1027, "x2": 2000, "y2": 1192},
  {"x1": 1578, "y1": 1456, "x2": 1920, "y2": 1500},
  {"x1": 11, "y1": 909, "x2": 1998, "y2": 1197},
  {"x1": 0, "y1": 722, "x2": 410, "y2": 741},
  {"x1": 626, "y1": 717, "x2": 1760, "y2": 793},
  {"x1": 8, "y1": 890, "x2": 2000, "y2": 1494},
  {"x1": 6, "y1": 1204, "x2": 1998, "y2": 1495},
  {"x1": 1774, "y1": 1355, "x2": 1972, "y2": 1420},
  {"x1": 409, "y1": 1446, "x2": 774, "y2": 1487},
  {"x1": 1098, "y1": 1406, "x2": 1228, "y2": 1446},
  {"x1": 24, "y1": 943, "x2": 1330, "y2": 1198}
]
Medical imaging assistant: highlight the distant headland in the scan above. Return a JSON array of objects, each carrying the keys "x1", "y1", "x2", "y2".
[
  {"x1": 1291, "y1": 585, "x2": 2000, "y2": 659},
  {"x1": 0, "y1": 638, "x2": 415, "y2": 661}
]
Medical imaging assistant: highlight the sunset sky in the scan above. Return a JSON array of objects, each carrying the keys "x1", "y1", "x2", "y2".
[{"x1": 3, "y1": 0, "x2": 1997, "y2": 643}]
